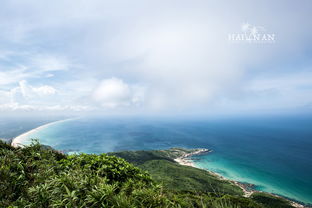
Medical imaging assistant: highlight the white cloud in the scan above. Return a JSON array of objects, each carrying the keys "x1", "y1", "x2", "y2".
[
  {"x1": 0, "y1": 79, "x2": 93, "y2": 113},
  {"x1": 18, "y1": 80, "x2": 57, "y2": 98},
  {"x1": 0, "y1": 52, "x2": 72, "y2": 88},
  {"x1": 0, "y1": 0, "x2": 312, "y2": 114},
  {"x1": 31, "y1": 55, "x2": 71, "y2": 72},
  {"x1": 0, "y1": 103, "x2": 35, "y2": 111},
  {"x1": 32, "y1": 85, "x2": 57, "y2": 96},
  {"x1": 0, "y1": 66, "x2": 29, "y2": 85},
  {"x1": 0, "y1": 90, "x2": 11, "y2": 104},
  {"x1": 92, "y1": 78, "x2": 144, "y2": 108},
  {"x1": 44, "y1": 104, "x2": 93, "y2": 111},
  {"x1": 18, "y1": 80, "x2": 31, "y2": 98},
  {"x1": 45, "y1": 73, "x2": 54, "y2": 78},
  {"x1": 3, "y1": 80, "x2": 57, "y2": 106},
  {"x1": 0, "y1": 102, "x2": 93, "y2": 112}
]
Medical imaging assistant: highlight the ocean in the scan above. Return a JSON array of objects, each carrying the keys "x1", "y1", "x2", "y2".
[{"x1": 11, "y1": 115, "x2": 312, "y2": 204}]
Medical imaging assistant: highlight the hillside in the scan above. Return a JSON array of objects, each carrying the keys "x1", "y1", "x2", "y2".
[
  {"x1": 0, "y1": 140, "x2": 296, "y2": 208},
  {"x1": 109, "y1": 148, "x2": 243, "y2": 195},
  {"x1": 110, "y1": 148, "x2": 297, "y2": 208}
]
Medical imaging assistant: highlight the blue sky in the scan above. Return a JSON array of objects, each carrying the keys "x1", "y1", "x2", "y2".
[{"x1": 0, "y1": 0, "x2": 312, "y2": 116}]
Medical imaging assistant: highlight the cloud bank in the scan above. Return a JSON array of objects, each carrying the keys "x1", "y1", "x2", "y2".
[
  {"x1": 0, "y1": 0, "x2": 312, "y2": 115},
  {"x1": 92, "y1": 78, "x2": 144, "y2": 108}
]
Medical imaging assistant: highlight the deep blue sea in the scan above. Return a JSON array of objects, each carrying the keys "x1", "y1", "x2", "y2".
[{"x1": 15, "y1": 115, "x2": 312, "y2": 204}]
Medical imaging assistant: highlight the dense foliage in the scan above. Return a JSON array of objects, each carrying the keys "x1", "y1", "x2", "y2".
[
  {"x1": 0, "y1": 140, "x2": 295, "y2": 208},
  {"x1": 110, "y1": 149, "x2": 242, "y2": 194},
  {"x1": 251, "y1": 193, "x2": 294, "y2": 208}
]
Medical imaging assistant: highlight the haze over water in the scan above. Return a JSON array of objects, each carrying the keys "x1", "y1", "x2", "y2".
[{"x1": 16, "y1": 115, "x2": 312, "y2": 204}]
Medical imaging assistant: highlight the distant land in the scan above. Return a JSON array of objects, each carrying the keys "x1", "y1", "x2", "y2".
[{"x1": 109, "y1": 147, "x2": 308, "y2": 208}]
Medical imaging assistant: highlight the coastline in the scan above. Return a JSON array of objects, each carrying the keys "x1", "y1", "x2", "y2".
[
  {"x1": 11, "y1": 118, "x2": 75, "y2": 148},
  {"x1": 174, "y1": 149, "x2": 306, "y2": 208},
  {"x1": 173, "y1": 148, "x2": 210, "y2": 167}
]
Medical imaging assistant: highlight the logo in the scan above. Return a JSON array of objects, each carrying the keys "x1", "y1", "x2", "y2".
[{"x1": 228, "y1": 23, "x2": 275, "y2": 43}]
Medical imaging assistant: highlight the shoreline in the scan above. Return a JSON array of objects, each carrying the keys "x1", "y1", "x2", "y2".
[
  {"x1": 11, "y1": 118, "x2": 75, "y2": 147},
  {"x1": 173, "y1": 148, "x2": 210, "y2": 167},
  {"x1": 174, "y1": 149, "x2": 306, "y2": 208}
]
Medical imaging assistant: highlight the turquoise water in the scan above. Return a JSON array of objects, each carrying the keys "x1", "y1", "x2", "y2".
[{"x1": 18, "y1": 116, "x2": 312, "y2": 204}]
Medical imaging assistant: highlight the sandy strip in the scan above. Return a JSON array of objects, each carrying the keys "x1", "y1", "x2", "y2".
[
  {"x1": 173, "y1": 148, "x2": 209, "y2": 168},
  {"x1": 11, "y1": 118, "x2": 76, "y2": 147},
  {"x1": 174, "y1": 157, "x2": 196, "y2": 167}
]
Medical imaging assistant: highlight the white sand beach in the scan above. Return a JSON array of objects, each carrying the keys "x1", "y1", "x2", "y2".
[
  {"x1": 11, "y1": 118, "x2": 75, "y2": 147},
  {"x1": 173, "y1": 148, "x2": 209, "y2": 167}
]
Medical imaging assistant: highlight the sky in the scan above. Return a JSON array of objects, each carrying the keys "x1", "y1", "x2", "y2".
[{"x1": 0, "y1": 0, "x2": 312, "y2": 117}]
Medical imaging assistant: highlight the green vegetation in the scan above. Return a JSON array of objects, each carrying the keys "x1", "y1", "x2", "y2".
[
  {"x1": 110, "y1": 149, "x2": 242, "y2": 195},
  {"x1": 0, "y1": 140, "x2": 295, "y2": 208},
  {"x1": 251, "y1": 193, "x2": 294, "y2": 208},
  {"x1": 108, "y1": 148, "x2": 202, "y2": 165}
]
